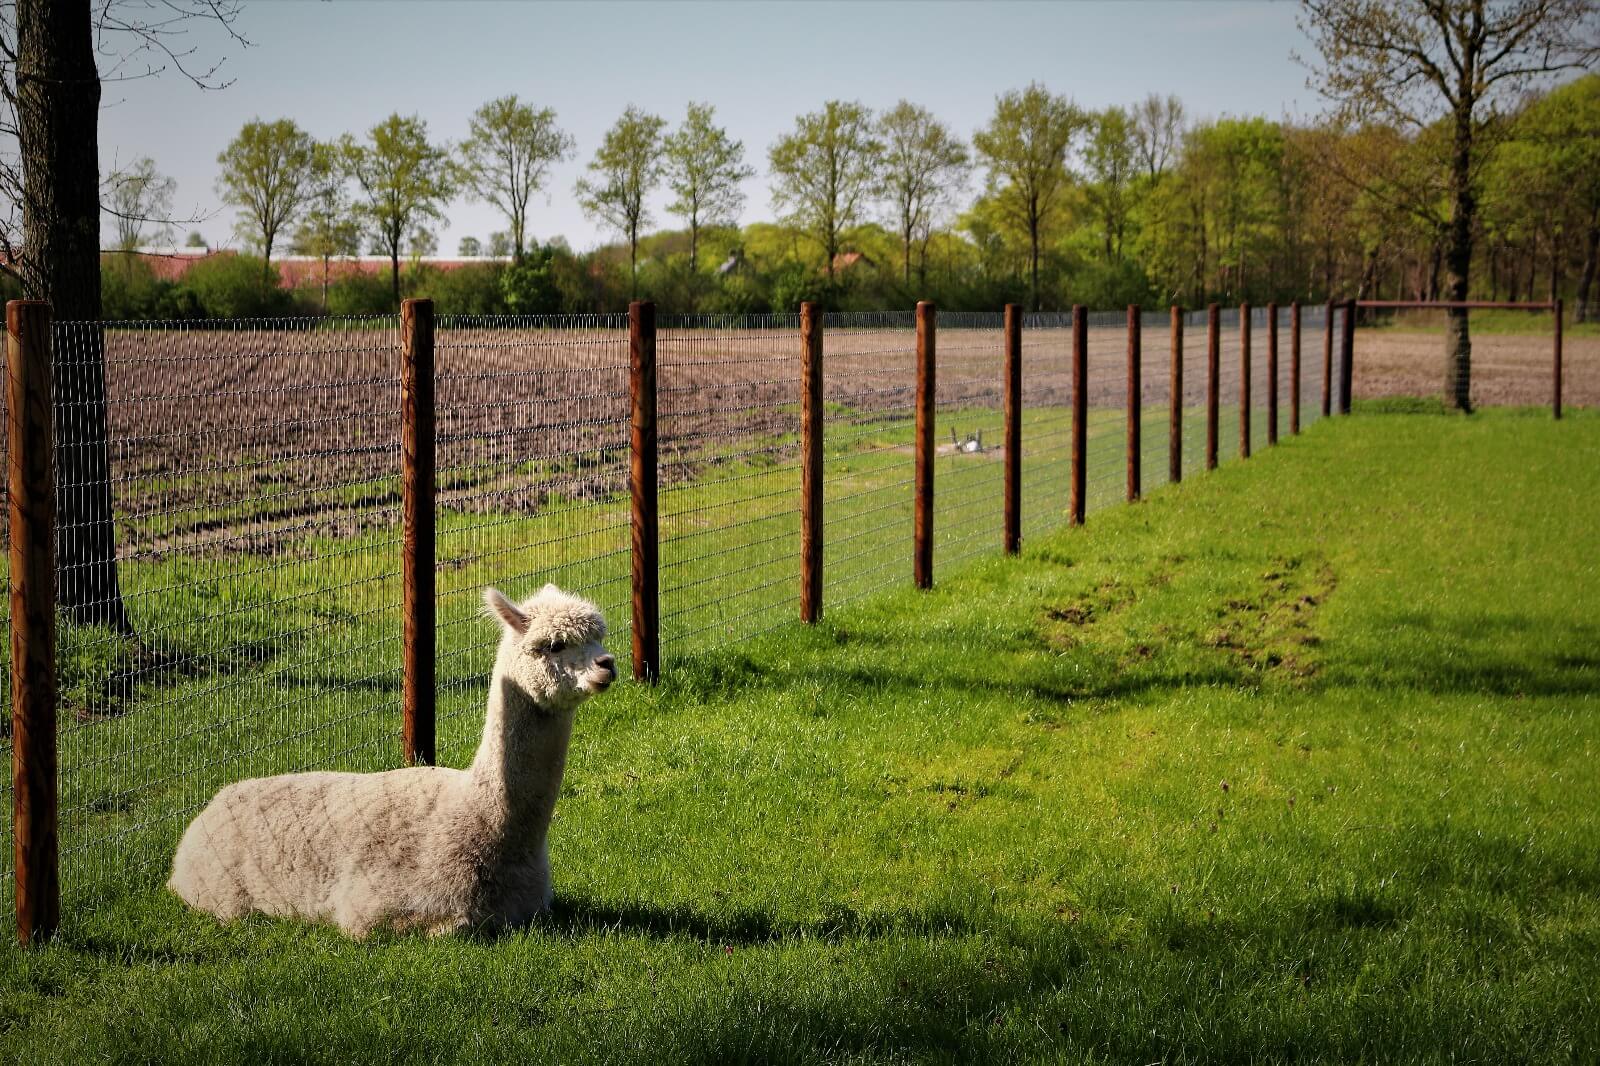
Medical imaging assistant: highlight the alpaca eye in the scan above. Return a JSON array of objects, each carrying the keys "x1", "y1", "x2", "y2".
[{"x1": 548, "y1": 640, "x2": 566, "y2": 654}]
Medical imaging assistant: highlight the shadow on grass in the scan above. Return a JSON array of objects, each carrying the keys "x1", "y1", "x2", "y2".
[{"x1": 544, "y1": 894, "x2": 988, "y2": 946}]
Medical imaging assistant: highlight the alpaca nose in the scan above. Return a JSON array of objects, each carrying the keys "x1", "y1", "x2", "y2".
[{"x1": 595, "y1": 654, "x2": 616, "y2": 677}]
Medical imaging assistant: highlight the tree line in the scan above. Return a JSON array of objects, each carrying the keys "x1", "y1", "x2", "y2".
[{"x1": 90, "y1": 72, "x2": 1600, "y2": 323}]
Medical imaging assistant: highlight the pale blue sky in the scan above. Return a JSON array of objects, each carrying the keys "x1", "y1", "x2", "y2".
[{"x1": 99, "y1": 0, "x2": 1321, "y2": 254}]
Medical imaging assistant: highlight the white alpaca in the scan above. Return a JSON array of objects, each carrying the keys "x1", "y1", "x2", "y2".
[{"x1": 168, "y1": 584, "x2": 615, "y2": 938}]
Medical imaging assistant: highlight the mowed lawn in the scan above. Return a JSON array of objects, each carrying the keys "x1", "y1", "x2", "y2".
[{"x1": 2, "y1": 408, "x2": 1597, "y2": 1063}]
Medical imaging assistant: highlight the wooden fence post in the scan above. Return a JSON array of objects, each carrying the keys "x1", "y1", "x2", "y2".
[
  {"x1": 1290, "y1": 301, "x2": 1302, "y2": 435},
  {"x1": 1553, "y1": 298, "x2": 1563, "y2": 421},
  {"x1": 8, "y1": 299, "x2": 58, "y2": 945},
  {"x1": 1127, "y1": 305, "x2": 1141, "y2": 501},
  {"x1": 1071, "y1": 305, "x2": 1087, "y2": 525},
  {"x1": 1322, "y1": 297, "x2": 1334, "y2": 417},
  {"x1": 1266, "y1": 302, "x2": 1279, "y2": 446},
  {"x1": 1340, "y1": 299, "x2": 1355, "y2": 415},
  {"x1": 1239, "y1": 302, "x2": 1252, "y2": 459},
  {"x1": 1206, "y1": 303, "x2": 1220, "y2": 471},
  {"x1": 1003, "y1": 304, "x2": 1021, "y2": 554},
  {"x1": 800, "y1": 302, "x2": 823, "y2": 621},
  {"x1": 630, "y1": 301, "x2": 659, "y2": 680},
  {"x1": 1169, "y1": 306, "x2": 1183, "y2": 484},
  {"x1": 400, "y1": 299, "x2": 436, "y2": 767},
  {"x1": 914, "y1": 302, "x2": 936, "y2": 589}
]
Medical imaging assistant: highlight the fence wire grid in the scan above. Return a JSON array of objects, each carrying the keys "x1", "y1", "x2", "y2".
[{"x1": 1, "y1": 304, "x2": 1352, "y2": 916}]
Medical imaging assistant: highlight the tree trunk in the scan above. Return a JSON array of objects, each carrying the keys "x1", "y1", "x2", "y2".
[
  {"x1": 390, "y1": 250, "x2": 401, "y2": 311},
  {"x1": 321, "y1": 254, "x2": 330, "y2": 313},
  {"x1": 1442, "y1": 103, "x2": 1474, "y2": 412},
  {"x1": 17, "y1": 0, "x2": 132, "y2": 632},
  {"x1": 1576, "y1": 211, "x2": 1598, "y2": 323},
  {"x1": 629, "y1": 220, "x2": 638, "y2": 300},
  {"x1": 263, "y1": 232, "x2": 274, "y2": 284},
  {"x1": 1029, "y1": 212, "x2": 1041, "y2": 312}
]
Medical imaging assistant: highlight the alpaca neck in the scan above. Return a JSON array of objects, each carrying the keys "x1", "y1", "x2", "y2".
[{"x1": 466, "y1": 671, "x2": 575, "y2": 854}]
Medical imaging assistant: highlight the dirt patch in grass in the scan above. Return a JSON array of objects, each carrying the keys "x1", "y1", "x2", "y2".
[{"x1": 1203, "y1": 556, "x2": 1335, "y2": 677}]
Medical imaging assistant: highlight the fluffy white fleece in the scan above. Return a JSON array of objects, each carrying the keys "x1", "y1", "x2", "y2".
[{"x1": 168, "y1": 584, "x2": 615, "y2": 938}]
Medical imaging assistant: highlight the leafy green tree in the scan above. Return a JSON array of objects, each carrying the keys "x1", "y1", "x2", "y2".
[
  {"x1": 576, "y1": 105, "x2": 667, "y2": 298},
  {"x1": 457, "y1": 95, "x2": 574, "y2": 260},
  {"x1": 663, "y1": 102, "x2": 754, "y2": 275},
  {"x1": 769, "y1": 100, "x2": 882, "y2": 284},
  {"x1": 215, "y1": 118, "x2": 317, "y2": 279},
  {"x1": 458, "y1": 235, "x2": 482, "y2": 257},
  {"x1": 973, "y1": 84, "x2": 1086, "y2": 310},
  {"x1": 877, "y1": 100, "x2": 968, "y2": 286},
  {"x1": 1083, "y1": 107, "x2": 1139, "y2": 263},
  {"x1": 339, "y1": 114, "x2": 454, "y2": 309},
  {"x1": 1299, "y1": 0, "x2": 1600, "y2": 410},
  {"x1": 291, "y1": 143, "x2": 362, "y2": 312}
]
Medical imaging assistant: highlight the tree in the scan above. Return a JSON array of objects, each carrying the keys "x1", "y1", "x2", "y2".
[
  {"x1": 662, "y1": 102, "x2": 753, "y2": 278},
  {"x1": 576, "y1": 105, "x2": 666, "y2": 298},
  {"x1": 973, "y1": 83, "x2": 1086, "y2": 310},
  {"x1": 185, "y1": 230, "x2": 207, "y2": 248},
  {"x1": 339, "y1": 114, "x2": 454, "y2": 310},
  {"x1": 488, "y1": 231, "x2": 512, "y2": 257},
  {"x1": 105, "y1": 155, "x2": 176, "y2": 249},
  {"x1": 456, "y1": 95, "x2": 573, "y2": 260},
  {"x1": 877, "y1": 100, "x2": 968, "y2": 286},
  {"x1": 1083, "y1": 107, "x2": 1139, "y2": 262},
  {"x1": 291, "y1": 142, "x2": 361, "y2": 313},
  {"x1": 1132, "y1": 93, "x2": 1186, "y2": 177},
  {"x1": 458, "y1": 235, "x2": 482, "y2": 257},
  {"x1": 216, "y1": 118, "x2": 317, "y2": 280},
  {"x1": 769, "y1": 100, "x2": 882, "y2": 284},
  {"x1": 1299, "y1": 0, "x2": 1600, "y2": 410},
  {"x1": 1, "y1": 1, "x2": 244, "y2": 630}
]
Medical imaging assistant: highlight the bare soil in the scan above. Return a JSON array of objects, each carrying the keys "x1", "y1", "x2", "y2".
[{"x1": 1353, "y1": 329, "x2": 1596, "y2": 408}]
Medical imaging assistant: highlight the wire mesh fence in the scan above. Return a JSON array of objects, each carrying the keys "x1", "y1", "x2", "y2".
[{"x1": 2, "y1": 300, "x2": 1359, "y2": 925}]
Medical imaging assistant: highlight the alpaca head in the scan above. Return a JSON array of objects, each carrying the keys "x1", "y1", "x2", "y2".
[{"x1": 483, "y1": 584, "x2": 616, "y2": 711}]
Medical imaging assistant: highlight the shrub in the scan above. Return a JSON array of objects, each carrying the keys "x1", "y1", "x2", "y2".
[
  {"x1": 181, "y1": 254, "x2": 296, "y2": 318},
  {"x1": 325, "y1": 271, "x2": 395, "y2": 316}
]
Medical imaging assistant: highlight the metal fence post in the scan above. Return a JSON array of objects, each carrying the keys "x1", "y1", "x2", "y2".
[
  {"x1": 1240, "y1": 302, "x2": 1252, "y2": 459},
  {"x1": 914, "y1": 302, "x2": 935, "y2": 589},
  {"x1": 8, "y1": 299, "x2": 58, "y2": 945},
  {"x1": 1127, "y1": 305, "x2": 1141, "y2": 501},
  {"x1": 1267, "y1": 302, "x2": 1279, "y2": 446},
  {"x1": 1290, "y1": 301, "x2": 1302, "y2": 435},
  {"x1": 800, "y1": 302, "x2": 823, "y2": 621},
  {"x1": 630, "y1": 301, "x2": 659, "y2": 680},
  {"x1": 1206, "y1": 303, "x2": 1220, "y2": 471},
  {"x1": 400, "y1": 299, "x2": 436, "y2": 767},
  {"x1": 1169, "y1": 306, "x2": 1183, "y2": 485},
  {"x1": 1071, "y1": 305, "x2": 1087, "y2": 525},
  {"x1": 1553, "y1": 298, "x2": 1563, "y2": 421},
  {"x1": 1322, "y1": 297, "x2": 1334, "y2": 417},
  {"x1": 1340, "y1": 299, "x2": 1355, "y2": 415},
  {"x1": 1003, "y1": 304, "x2": 1021, "y2": 554}
]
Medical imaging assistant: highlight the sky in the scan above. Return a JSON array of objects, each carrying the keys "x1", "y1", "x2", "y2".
[{"x1": 98, "y1": 0, "x2": 1325, "y2": 255}]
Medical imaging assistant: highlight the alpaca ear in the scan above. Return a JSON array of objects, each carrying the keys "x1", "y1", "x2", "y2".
[
  {"x1": 541, "y1": 582, "x2": 560, "y2": 595},
  {"x1": 483, "y1": 587, "x2": 529, "y2": 636}
]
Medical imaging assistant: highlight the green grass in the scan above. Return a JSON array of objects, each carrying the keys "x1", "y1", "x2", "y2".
[
  {"x1": 1371, "y1": 306, "x2": 1599, "y2": 336},
  {"x1": 4, "y1": 407, "x2": 1596, "y2": 1063}
]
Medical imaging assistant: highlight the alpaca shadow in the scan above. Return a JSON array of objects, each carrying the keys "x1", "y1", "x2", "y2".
[{"x1": 536, "y1": 894, "x2": 982, "y2": 947}]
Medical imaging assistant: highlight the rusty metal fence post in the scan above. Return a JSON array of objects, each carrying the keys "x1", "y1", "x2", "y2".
[
  {"x1": 1070, "y1": 305, "x2": 1087, "y2": 525},
  {"x1": 1322, "y1": 297, "x2": 1334, "y2": 417},
  {"x1": 400, "y1": 299, "x2": 435, "y2": 767},
  {"x1": 1290, "y1": 301, "x2": 1302, "y2": 435},
  {"x1": 1127, "y1": 305, "x2": 1141, "y2": 501},
  {"x1": 1340, "y1": 299, "x2": 1355, "y2": 415},
  {"x1": 8, "y1": 299, "x2": 58, "y2": 945},
  {"x1": 1240, "y1": 302, "x2": 1252, "y2": 459},
  {"x1": 914, "y1": 302, "x2": 935, "y2": 589},
  {"x1": 800, "y1": 302, "x2": 823, "y2": 621},
  {"x1": 1554, "y1": 298, "x2": 1563, "y2": 420},
  {"x1": 1206, "y1": 303, "x2": 1220, "y2": 471},
  {"x1": 1266, "y1": 302, "x2": 1279, "y2": 446},
  {"x1": 630, "y1": 301, "x2": 659, "y2": 681},
  {"x1": 1169, "y1": 307, "x2": 1183, "y2": 484},
  {"x1": 1003, "y1": 304, "x2": 1021, "y2": 554}
]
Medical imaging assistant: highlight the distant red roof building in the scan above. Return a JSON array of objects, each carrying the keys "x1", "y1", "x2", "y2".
[{"x1": 111, "y1": 248, "x2": 508, "y2": 289}]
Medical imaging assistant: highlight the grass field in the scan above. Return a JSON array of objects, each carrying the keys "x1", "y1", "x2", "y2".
[{"x1": 2, "y1": 407, "x2": 1597, "y2": 1063}]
